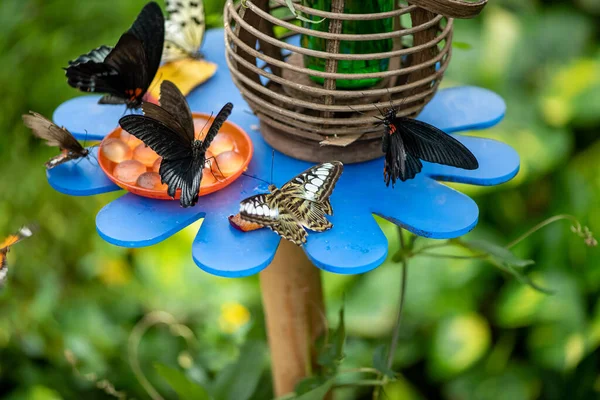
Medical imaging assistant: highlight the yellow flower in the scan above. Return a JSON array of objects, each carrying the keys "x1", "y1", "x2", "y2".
[
  {"x1": 98, "y1": 258, "x2": 131, "y2": 286},
  {"x1": 218, "y1": 302, "x2": 251, "y2": 334}
]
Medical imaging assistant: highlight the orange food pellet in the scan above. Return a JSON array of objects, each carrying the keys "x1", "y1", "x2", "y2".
[
  {"x1": 113, "y1": 160, "x2": 146, "y2": 183},
  {"x1": 101, "y1": 138, "x2": 133, "y2": 163},
  {"x1": 120, "y1": 130, "x2": 143, "y2": 149},
  {"x1": 133, "y1": 143, "x2": 160, "y2": 167},
  {"x1": 208, "y1": 133, "x2": 235, "y2": 155},
  {"x1": 201, "y1": 168, "x2": 218, "y2": 186},
  {"x1": 136, "y1": 172, "x2": 167, "y2": 191},
  {"x1": 215, "y1": 151, "x2": 244, "y2": 177}
]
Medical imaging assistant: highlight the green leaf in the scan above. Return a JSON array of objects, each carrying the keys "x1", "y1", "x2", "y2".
[
  {"x1": 294, "y1": 376, "x2": 328, "y2": 396},
  {"x1": 428, "y1": 313, "x2": 491, "y2": 380},
  {"x1": 294, "y1": 379, "x2": 334, "y2": 400},
  {"x1": 452, "y1": 41, "x2": 473, "y2": 50},
  {"x1": 211, "y1": 341, "x2": 267, "y2": 400},
  {"x1": 372, "y1": 344, "x2": 396, "y2": 379},
  {"x1": 155, "y1": 364, "x2": 212, "y2": 400},
  {"x1": 317, "y1": 305, "x2": 345, "y2": 372},
  {"x1": 459, "y1": 239, "x2": 534, "y2": 268}
]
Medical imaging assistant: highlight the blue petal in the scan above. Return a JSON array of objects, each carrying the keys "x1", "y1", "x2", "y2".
[
  {"x1": 96, "y1": 193, "x2": 205, "y2": 247},
  {"x1": 418, "y1": 86, "x2": 505, "y2": 132},
  {"x1": 423, "y1": 136, "x2": 520, "y2": 185},
  {"x1": 304, "y1": 204, "x2": 388, "y2": 274},
  {"x1": 53, "y1": 95, "x2": 137, "y2": 141},
  {"x1": 192, "y1": 176, "x2": 281, "y2": 277},
  {"x1": 46, "y1": 147, "x2": 120, "y2": 195}
]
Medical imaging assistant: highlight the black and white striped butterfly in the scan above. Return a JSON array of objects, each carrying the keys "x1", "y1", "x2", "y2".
[
  {"x1": 238, "y1": 162, "x2": 343, "y2": 245},
  {"x1": 162, "y1": 0, "x2": 206, "y2": 63}
]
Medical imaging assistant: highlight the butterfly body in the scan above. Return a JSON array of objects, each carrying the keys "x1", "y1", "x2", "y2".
[
  {"x1": 46, "y1": 148, "x2": 90, "y2": 169},
  {"x1": 0, "y1": 226, "x2": 35, "y2": 286},
  {"x1": 238, "y1": 162, "x2": 343, "y2": 245},
  {"x1": 382, "y1": 107, "x2": 479, "y2": 186},
  {"x1": 65, "y1": 2, "x2": 164, "y2": 109},
  {"x1": 119, "y1": 80, "x2": 232, "y2": 207},
  {"x1": 22, "y1": 111, "x2": 89, "y2": 169}
]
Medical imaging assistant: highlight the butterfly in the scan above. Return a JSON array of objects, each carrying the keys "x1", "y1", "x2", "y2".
[
  {"x1": 237, "y1": 162, "x2": 343, "y2": 245},
  {"x1": 65, "y1": 1, "x2": 165, "y2": 109},
  {"x1": 381, "y1": 106, "x2": 479, "y2": 186},
  {"x1": 119, "y1": 80, "x2": 233, "y2": 207},
  {"x1": 22, "y1": 111, "x2": 90, "y2": 169},
  {"x1": 163, "y1": 0, "x2": 206, "y2": 63},
  {"x1": 0, "y1": 226, "x2": 35, "y2": 286}
]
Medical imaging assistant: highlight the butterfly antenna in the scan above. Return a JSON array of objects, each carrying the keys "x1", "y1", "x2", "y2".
[
  {"x1": 270, "y1": 149, "x2": 274, "y2": 185},
  {"x1": 82, "y1": 129, "x2": 89, "y2": 148},
  {"x1": 197, "y1": 112, "x2": 213, "y2": 140},
  {"x1": 386, "y1": 87, "x2": 395, "y2": 111},
  {"x1": 347, "y1": 104, "x2": 384, "y2": 121},
  {"x1": 241, "y1": 172, "x2": 271, "y2": 186}
]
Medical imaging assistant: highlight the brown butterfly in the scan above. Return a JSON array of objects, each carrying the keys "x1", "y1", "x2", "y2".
[
  {"x1": 0, "y1": 226, "x2": 35, "y2": 286},
  {"x1": 237, "y1": 162, "x2": 343, "y2": 245},
  {"x1": 23, "y1": 111, "x2": 89, "y2": 169}
]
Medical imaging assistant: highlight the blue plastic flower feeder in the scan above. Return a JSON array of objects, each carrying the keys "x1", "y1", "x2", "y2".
[{"x1": 48, "y1": 29, "x2": 519, "y2": 278}]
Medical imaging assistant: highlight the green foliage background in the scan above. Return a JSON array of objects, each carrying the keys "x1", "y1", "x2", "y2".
[{"x1": 0, "y1": 0, "x2": 598, "y2": 399}]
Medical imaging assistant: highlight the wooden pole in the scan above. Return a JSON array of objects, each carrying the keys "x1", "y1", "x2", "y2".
[{"x1": 260, "y1": 239, "x2": 327, "y2": 397}]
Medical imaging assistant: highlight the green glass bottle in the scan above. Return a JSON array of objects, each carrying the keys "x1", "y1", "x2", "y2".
[{"x1": 301, "y1": 0, "x2": 394, "y2": 89}]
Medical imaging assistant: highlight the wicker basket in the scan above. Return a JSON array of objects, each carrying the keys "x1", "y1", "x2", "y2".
[{"x1": 224, "y1": 0, "x2": 487, "y2": 163}]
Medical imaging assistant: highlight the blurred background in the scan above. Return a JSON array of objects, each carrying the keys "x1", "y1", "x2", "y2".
[{"x1": 0, "y1": 0, "x2": 599, "y2": 399}]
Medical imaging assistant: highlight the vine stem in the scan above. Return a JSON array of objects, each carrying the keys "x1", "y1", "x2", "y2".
[
  {"x1": 374, "y1": 228, "x2": 409, "y2": 399},
  {"x1": 387, "y1": 230, "x2": 408, "y2": 370},
  {"x1": 505, "y1": 214, "x2": 581, "y2": 249},
  {"x1": 128, "y1": 311, "x2": 198, "y2": 400}
]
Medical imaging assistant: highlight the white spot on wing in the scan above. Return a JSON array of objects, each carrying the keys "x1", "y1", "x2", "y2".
[
  {"x1": 305, "y1": 183, "x2": 318, "y2": 193},
  {"x1": 311, "y1": 178, "x2": 324, "y2": 186},
  {"x1": 20, "y1": 227, "x2": 33, "y2": 237}
]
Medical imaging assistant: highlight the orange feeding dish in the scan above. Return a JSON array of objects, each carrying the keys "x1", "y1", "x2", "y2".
[{"x1": 99, "y1": 112, "x2": 253, "y2": 200}]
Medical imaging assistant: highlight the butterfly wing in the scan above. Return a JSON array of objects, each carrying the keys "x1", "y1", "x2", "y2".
[
  {"x1": 143, "y1": 80, "x2": 195, "y2": 142},
  {"x1": 280, "y1": 162, "x2": 343, "y2": 203},
  {"x1": 383, "y1": 128, "x2": 423, "y2": 185},
  {"x1": 239, "y1": 194, "x2": 307, "y2": 245},
  {"x1": 65, "y1": 2, "x2": 164, "y2": 107},
  {"x1": 201, "y1": 102, "x2": 233, "y2": 151},
  {"x1": 127, "y1": 1, "x2": 165, "y2": 85},
  {"x1": 163, "y1": 0, "x2": 205, "y2": 62},
  {"x1": 0, "y1": 226, "x2": 35, "y2": 287},
  {"x1": 68, "y1": 45, "x2": 113, "y2": 65},
  {"x1": 279, "y1": 162, "x2": 343, "y2": 231},
  {"x1": 396, "y1": 117, "x2": 479, "y2": 170},
  {"x1": 66, "y1": 33, "x2": 147, "y2": 105},
  {"x1": 22, "y1": 112, "x2": 88, "y2": 168},
  {"x1": 160, "y1": 154, "x2": 205, "y2": 207}
]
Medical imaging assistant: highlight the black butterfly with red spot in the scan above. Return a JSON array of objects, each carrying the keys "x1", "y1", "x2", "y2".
[
  {"x1": 381, "y1": 107, "x2": 479, "y2": 186},
  {"x1": 65, "y1": 2, "x2": 164, "y2": 109}
]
